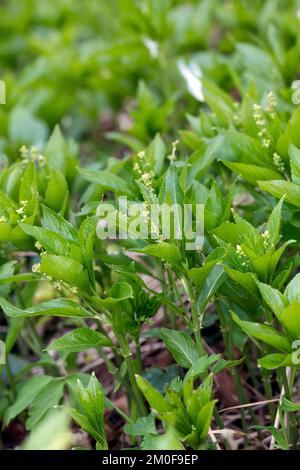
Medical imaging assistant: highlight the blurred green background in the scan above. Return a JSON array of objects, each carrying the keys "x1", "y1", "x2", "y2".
[{"x1": 0, "y1": 0, "x2": 299, "y2": 163}]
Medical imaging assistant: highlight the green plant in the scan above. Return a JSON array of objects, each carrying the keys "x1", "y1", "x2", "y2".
[{"x1": 2, "y1": 0, "x2": 300, "y2": 453}]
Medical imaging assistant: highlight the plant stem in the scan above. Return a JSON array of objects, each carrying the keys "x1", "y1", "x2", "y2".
[
  {"x1": 261, "y1": 369, "x2": 276, "y2": 421},
  {"x1": 182, "y1": 275, "x2": 204, "y2": 356},
  {"x1": 281, "y1": 367, "x2": 298, "y2": 449},
  {"x1": 125, "y1": 355, "x2": 147, "y2": 417}
]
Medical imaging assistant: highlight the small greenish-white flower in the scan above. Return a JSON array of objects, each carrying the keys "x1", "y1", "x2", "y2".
[
  {"x1": 31, "y1": 146, "x2": 45, "y2": 163},
  {"x1": 16, "y1": 206, "x2": 24, "y2": 215},
  {"x1": 16, "y1": 199, "x2": 28, "y2": 216},
  {"x1": 236, "y1": 244, "x2": 249, "y2": 267},
  {"x1": 267, "y1": 91, "x2": 277, "y2": 116},
  {"x1": 236, "y1": 244, "x2": 244, "y2": 256},
  {"x1": 253, "y1": 103, "x2": 271, "y2": 148},
  {"x1": 262, "y1": 230, "x2": 269, "y2": 239},
  {"x1": 137, "y1": 150, "x2": 145, "y2": 159},
  {"x1": 167, "y1": 140, "x2": 179, "y2": 162},
  {"x1": 32, "y1": 263, "x2": 41, "y2": 273},
  {"x1": 0, "y1": 216, "x2": 7, "y2": 223},
  {"x1": 273, "y1": 152, "x2": 285, "y2": 173},
  {"x1": 262, "y1": 229, "x2": 270, "y2": 247},
  {"x1": 141, "y1": 171, "x2": 153, "y2": 187},
  {"x1": 35, "y1": 241, "x2": 43, "y2": 251},
  {"x1": 53, "y1": 281, "x2": 63, "y2": 291},
  {"x1": 262, "y1": 138, "x2": 271, "y2": 148},
  {"x1": 19, "y1": 145, "x2": 29, "y2": 159}
]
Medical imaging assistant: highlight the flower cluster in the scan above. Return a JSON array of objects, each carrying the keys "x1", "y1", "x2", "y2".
[
  {"x1": 16, "y1": 200, "x2": 28, "y2": 221},
  {"x1": 262, "y1": 229, "x2": 270, "y2": 248},
  {"x1": 252, "y1": 103, "x2": 270, "y2": 148},
  {"x1": 20, "y1": 145, "x2": 45, "y2": 165},
  {"x1": 267, "y1": 91, "x2": 277, "y2": 117},
  {"x1": 167, "y1": 140, "x2": 179, "y2": 162},
  {"x1": 236, "y1": 244, "x2": 249, "y2": 268},
  {"x1": 133, "y1": 150, "x2": 154, "y2": 190},
  {"x1": 273, "y1": 152, "x2": 285, "y2": 173}
]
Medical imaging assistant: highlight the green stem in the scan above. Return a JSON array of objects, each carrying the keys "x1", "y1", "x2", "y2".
[
  {"x1": 217, "y1": 302, "x2": 250, "y2": 446},
  {"x1": 281, "y1": 368, "x2": 297, "y2": 449},
  {"x1": 5, "y1": 357, "x2": 16, "y2": 400},
  {"x1": 125, "y1": 355, "x2": 147, "y2": 417},
  {"x1": 182, "y1": 275, "x2": 204, "y2": 356},
  {"x1": 262, "y1": 369, "x2": 276, "y2": 421}
]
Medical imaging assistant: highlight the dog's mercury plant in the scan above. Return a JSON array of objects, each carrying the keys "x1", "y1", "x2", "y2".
[{"x1": 2, "y1": 0, "x2": 300, "y2": 452}]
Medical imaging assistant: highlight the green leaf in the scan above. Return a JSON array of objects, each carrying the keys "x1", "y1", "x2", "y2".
[
  {"x1": 258, "y1": 353, "x2": 293, "y2": 369},
  {"x1": 0, "y1": 297, "x2": 94, "y2": 318},
  {"x1": 5, "y1": 317, "x2": 25, "y2": 356},
  {"x1": 266, "y1": 197, "x2": 284, "y2": 247},
  {"x1": 281, "y1": 397, "x2": 300, "y2": 412},
  {"x1": 137, "y1": 242, "x2": 181, "y2": 265},
  {"x1": 232, "y1": 210, "x2": 264, "y2": 255},
  {"x1": 223, "y1": 161, "x2": 283, "y2": 185},
  {"x1": 256, "y1": 280, "x2": 287, "y2": 319},
  {"x1": 146, "y1": 134, "x2": 166, "y2": 176},
  {"x1": 196, "y1": 400, "x2": 216, "y2": 442},
  {"x1": 289, "y1": 144, "x2": 300, "y2": 185},
  {"x1": 185, "y1": 136, "x2": 224, "y2": 189},
  {"x1": 135, "y1": 375, "x2": 172, "y2": 413},
  {"x1": 76, "y1": 373, "x2": 107, "y2": 449},
  {"x1": 224, "y1": 267, "x2": 258, "y2": 296},
  {"x1": 45, "y1": 170, "x2": 68, "y2": 212},
  {"x1": 223, "y1": 129, "x2": 271, "y2": 166},
  {"x1": 40, "y1": 254, "x2": 91, "y2": 293},
  {"x1": 189, "y1": 260, "x2": 220, "y2": 291},
  {"x1": 19, "y1": 161, "x2": 38, "y2": 202},
  {"x1": 252, "y1": 424, "x2": 288, "y2": 450},
  {"x1": 45, "y1": 125, "x2": 66, "y2": 173},
  {"x1": 210, "y1": 221, "x2": 239, "y2": 245},
  {"x1": 277, "y1": 106, "x2": 300, "y2": 159},
  {"x1": 161, "y1": 328, "x2": 198, "y2": 368},
  {"x1": 47, "y1": 327, "x2": 112, "y2": 353},
  {"x1": 124, "y1": 415, "x2": 157, "y2": 437},
  {"x1": 79, "y1": 168, "x2": 134, "y2": 197},
  {"x1": 198, "y1": 264, "x2": 226, "y2": 311},
  {"x1": 284, "y1": 274, "x2": 300, "y2": 305},
  {"x1": 231, "y1": 312, "x2": 291, "y2": 353},
  {"x1": 78, "y1": 216, "x2": 97, "y2": 287},
  {"x1": 41, "y1": 204, "x2": 77, "y2": 241},
  {"x1": 258, "y1": 180, "x2": 300, "y2": 208},
  {"x1": 0, "y1": 273, "x2": 39, "y2": 286},
  {"x1": 19, "y1": 223, "x2": 69, "y2": 256},
  {"x1": 159, "y1": 161, "x2": 184, "y2": 206},
  {"x1": 141, "y1": 427, "x2": 184, "y2": 450},
  {"x1": 184, "y1": 354, "x2": 220, "y2": 383},
  {"x1": 22, "y1": 410, "x2": 70, "y2": 450},
  {"x1": 280, "y1": 304, "x2": 300, "y2": 340},
  {"x1": 4, "y1": 375, "x2": 53, "y2": 426},
  {"x1": 9, "y1": 107, "x2": 48, "y2": 146},
  {"x1": 0, "y1": 261, "x2": 16, "y2": 297},
  {"x1": 211, "y1": 357, "x2": 245, "y2": 374},
  {"x1": 92, "y1": 282, "x2": 133, "y2": 310},
  {"x1": 26, "y1": 379, "x2": 65, "y2": 430}
]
